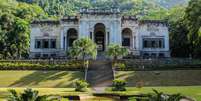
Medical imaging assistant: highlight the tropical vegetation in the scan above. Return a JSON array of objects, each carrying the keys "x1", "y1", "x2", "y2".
[
  {"x1": 7, "y1": 88, "x2": 56, "y2": 101},
  {"x1": 68, "y1": 38, "x2": 97, "y2": 80},
  {"x1": 74, "y1": 80, "x2": 89, "y2": 92},
  {"x1": 129, "y1": 89, "x2": 184, "y2": 101},
  {"x1": 112, "y1": 79, "x2": 126, "y2": 91}
]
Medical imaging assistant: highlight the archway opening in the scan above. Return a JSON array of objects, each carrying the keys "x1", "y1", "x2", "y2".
[
  {"x1": 122, "y1": 28, "x2": 133, "y2": 48},
  {"x1": 94, "y1": 23, "x2": 106, "y2": 52},
  {"x1": 67, "y1": 28, "x2": 78, "y2": 49}
]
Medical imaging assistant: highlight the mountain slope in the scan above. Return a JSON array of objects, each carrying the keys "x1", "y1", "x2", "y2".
[{"x1": 154, "y1": 0, "x2": 189, "y2": 8}]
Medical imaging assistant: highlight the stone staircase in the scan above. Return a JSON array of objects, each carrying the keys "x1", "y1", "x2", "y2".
[{"x1": 87, "y1": 60, "x2": 114, "y2": 90}]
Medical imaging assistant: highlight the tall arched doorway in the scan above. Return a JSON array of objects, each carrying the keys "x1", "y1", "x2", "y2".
[
  {"x1": 122, "y1": 28, "x2": 133, "y2": 48},
  {"x1": 94, "y1": 23, "x2": 106, "y2": 51},
  {"x1": 67, "y1": 28, "x2": 78, "y2": 49}
]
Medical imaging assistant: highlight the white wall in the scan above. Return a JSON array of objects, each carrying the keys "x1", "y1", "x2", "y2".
[{"x1": 30, "y1": 24, "x2": 61, "y2": 53}]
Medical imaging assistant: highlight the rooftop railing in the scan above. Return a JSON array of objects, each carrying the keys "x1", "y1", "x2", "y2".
[{"x1": 80, "y1": 8, "x2": 121, "y2": 14}]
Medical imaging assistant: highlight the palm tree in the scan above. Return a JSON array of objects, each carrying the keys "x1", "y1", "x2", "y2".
[
  {"x1": 106, "y1": 44, "x2": 129, "y2": 61},
  {"x1": 7, "y1": 88, "x2": 56, "y2": 101},
  {"x1": 106, "y1": 44, "x2": 129, "y2": 76},
  {"x1": 68, "y1": 37, "x2": 97, "y2": 80}
]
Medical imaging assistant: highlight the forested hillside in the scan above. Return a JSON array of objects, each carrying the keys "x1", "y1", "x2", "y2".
[
  {"x1": 0, "y1": 0, "x2": 200, "y2": 58},
  {"x1": 16, "y1": 0, "x2": 188, "y2": 18}
]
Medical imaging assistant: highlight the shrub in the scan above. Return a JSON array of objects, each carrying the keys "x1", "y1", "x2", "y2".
[
  {"x1": 112, "y1": 79, "x2": 126, "y2": 91},
  {"x1": 74, "y1": 80, "x2": 88, "y2": 92},
  {"x1": 7, "y1": 88, "x2": 58, "y2": 101},
  {"x1": 0, "y1": 61, "x2": 83, "y2": 70},
  {"x1": 114, "y1": 62, "x2": 126, "y2": 70},
  {"x1": 147, "y1": 89, "x2": 183, "y2": 101}
]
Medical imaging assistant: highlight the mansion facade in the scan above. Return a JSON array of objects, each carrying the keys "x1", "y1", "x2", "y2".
[{"x1": 30, "y1": 8, "x2": 170, "y2": 58}]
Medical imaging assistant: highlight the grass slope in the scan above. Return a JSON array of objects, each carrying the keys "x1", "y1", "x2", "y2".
[
  {"x1": 0, "y1": 71, "x2": 84, "y2": 88},
  {"x1": 115, "y1": 70, "x2": 201, "y2": 86}
]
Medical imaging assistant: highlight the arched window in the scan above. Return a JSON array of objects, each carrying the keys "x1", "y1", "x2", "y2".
[
  {"x1": 122, "y1": 28, "x2": 133, "y2": 47},
  {"x1": 94, "y1": 23, "x2": 106, "y2": 51},
  {"x1": 67, "y1": 28, "x2": 78, "y2": 48}
]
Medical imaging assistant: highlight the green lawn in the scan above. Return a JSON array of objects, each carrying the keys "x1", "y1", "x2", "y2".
[
  {"x1": 0, "y1": 71, "x2": 84, "y2": 88},
  {"x1": 0, "y1": 70, "x2": 201, "y2": 100},
  {"x1": 115, "y1": 70, "x2": 201, "y2": 86},
  {"x1": 0, "y1": 71, "x2": 85, "y2": 100},
  {"x1": 106, "y1": 86, "x2": 201, "y2": 100}
]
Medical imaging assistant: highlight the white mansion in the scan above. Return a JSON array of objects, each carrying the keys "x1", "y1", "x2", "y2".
[{"x1": 30, "y1": 8, "x2": 170, "y2": 58}]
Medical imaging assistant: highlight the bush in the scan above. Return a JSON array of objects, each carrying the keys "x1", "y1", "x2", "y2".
[
  {"x1": 74, "y1": 80, "x2": 88, "y2": 92},
  {"x1": 0, "y1": 61, "x2": 83, "y2": 70},
  {"x1": 112, "y1": 79, "x2": 126, "y2": 91},
  {"x1": 147, "y1": 89, "x2": 183, "y2": 101},
  {"x1": 114, "y1": 63, "x2": 126, "y2": 70}
]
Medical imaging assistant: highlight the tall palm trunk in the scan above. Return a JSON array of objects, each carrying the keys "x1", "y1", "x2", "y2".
[{"x1": 112, "y1": 55, "x2": 118, "y2": 78}]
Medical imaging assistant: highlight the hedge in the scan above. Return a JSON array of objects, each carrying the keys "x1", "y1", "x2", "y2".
[{"x1": 0, "y1": 60, "x2": 84, "y2": 70}]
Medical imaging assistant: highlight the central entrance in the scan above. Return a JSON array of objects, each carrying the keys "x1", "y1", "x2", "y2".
[{"x1": 94, "y1": 23, "x2": 105, "y2": 52}]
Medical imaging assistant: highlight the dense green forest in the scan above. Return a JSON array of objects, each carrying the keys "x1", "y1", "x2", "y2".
[{"x1": 0, "y1": 0, "x2": 200, "y2": 58}]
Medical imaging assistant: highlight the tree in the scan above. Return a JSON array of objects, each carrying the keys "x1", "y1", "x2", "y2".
[
  {"x1": 0, "y1": 0, "x2": 17, "y2": 13},
  {"x1": 0, "y1": 1, "x2": 47, "y2": 59},
  {"x1": 7, "y1": 88, "x2": 56, "y2": 101},
  {"x1": 0, "y1": 13, "x2": 16, "y2": 59},
  {"x1": 184, "y1": 0, "x2": 201, "y2": 58},
  {"x1": 15, "y1": 2, "x2": 48, "y2": 22},
  {"x1": 68, "y1": 38, "x2": 97, "y2": 60},
  {"x1": 106, "y1": 44, "x2": 129, "y2": 61},
  {"x1": 167, "y1": 5, "x2": 191, "y2": 57},
  {"x1": 0, "y1": 13, "x2": 30, "y2": 59},
  {"x1": 106, "y1": 44, "x2": 129, "y2": 76},
  {"x1": 68, "y1": 38, "x2": 97, "y2": 80},
  {"x1": 12, "y1": 18, "x2": 30, "y2": 58}
]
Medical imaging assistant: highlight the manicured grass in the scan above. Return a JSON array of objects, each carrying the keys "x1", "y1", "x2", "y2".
[
  {"x1": 105, "y1": 86, "x2": 201, "y2": 100},
  {"x1": 0, "y1": 71, "x2": 84, "y2": 88},
  {"x1": 115, "y1": 70, "x2": 201, "y2": 86}
]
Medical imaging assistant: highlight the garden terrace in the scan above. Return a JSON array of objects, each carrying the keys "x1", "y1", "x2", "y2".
[{"x1": 117, "y1": 58, "x2": 201, "y2": 71}]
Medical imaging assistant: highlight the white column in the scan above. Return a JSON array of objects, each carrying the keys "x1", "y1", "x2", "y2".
[
  {"x1": 107, "y1": 31, "x2": 110, "y2": 45},
  {"x1": 60, "y1": 30, "x2": 64, "y2": 50},
  {"x1": 105, "y1": 29, "x2": 107, "y2": 47},
  {"x1": 65, "y1": 28, "x2": 68, "y2": 51},
  {"x1": 165, "y1": 33, "x2": 169, "y2": 51},
  {"x1": 133, "y1": 35, "x2": 136, "y2": 49}
]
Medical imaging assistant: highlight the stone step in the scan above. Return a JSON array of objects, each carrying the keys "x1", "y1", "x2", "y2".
[
  {"x1": 88, "y1": 78, "x2": 113, "y2": 84},
  {"x1": 87, "y1": 61, "x2": 114, "y2": 88},
  {"x1": 87, "y1": 74, "x2": 113, "y2": 81}
]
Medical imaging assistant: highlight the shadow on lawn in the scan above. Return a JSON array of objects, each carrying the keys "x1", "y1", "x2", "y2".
[
  {"x1": 9, "y1": 71, "x2": 83, "y2": 88},
  {"x1": 117, "y1": 70, "x2": 201, "y2": 87}
]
